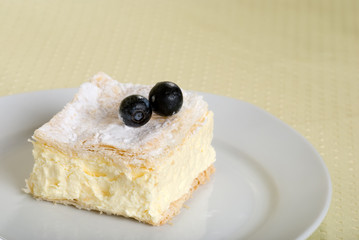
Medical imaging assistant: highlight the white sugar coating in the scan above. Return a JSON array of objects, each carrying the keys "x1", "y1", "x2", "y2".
[{"x1": 34, "y1": 73, "x2": 209, "y2": 161}]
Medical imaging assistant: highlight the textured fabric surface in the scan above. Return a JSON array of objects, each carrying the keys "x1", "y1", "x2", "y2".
[{"x1": 1, "y1": 0, "x2": 358, "y2": 239}]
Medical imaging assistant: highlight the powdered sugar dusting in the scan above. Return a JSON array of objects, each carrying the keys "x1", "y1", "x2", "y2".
[{"x1": 34, "y1": 73, "x2": 208, "y2": 162}]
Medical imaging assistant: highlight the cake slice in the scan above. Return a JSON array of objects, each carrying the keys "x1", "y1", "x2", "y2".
[{"x1": 25, "y1": 72, "x2": 216, "y2": 225}]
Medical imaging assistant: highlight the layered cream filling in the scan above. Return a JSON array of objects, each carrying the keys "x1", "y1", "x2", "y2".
[{"x1": 26, "y1": 112, "x2": 215, "y2": 225}]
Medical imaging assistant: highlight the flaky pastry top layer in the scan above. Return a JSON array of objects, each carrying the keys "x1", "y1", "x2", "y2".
[{"x1": 33, "y1": 73, "x2": 209, "y2": 165}]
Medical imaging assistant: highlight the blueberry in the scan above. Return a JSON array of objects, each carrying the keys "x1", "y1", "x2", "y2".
[
  {"x1": 119, "y1": 95, "x2": 152, "y2": 127},
  {"x1": 149, "y1": 81, "x2": 183, "y2": 116}
]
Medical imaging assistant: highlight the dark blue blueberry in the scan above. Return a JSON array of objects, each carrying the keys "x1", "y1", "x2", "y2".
[
  {"x1": 119, "y1": 95, "x2": 152, "y2": 127},
  {"x1": 149, "y1": 81, "x2": 183, "y2": 116}
]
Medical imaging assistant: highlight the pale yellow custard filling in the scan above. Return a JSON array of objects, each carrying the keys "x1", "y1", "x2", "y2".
[{"x1": 26, "y1": 112, "x2": 215, "y2": 225}]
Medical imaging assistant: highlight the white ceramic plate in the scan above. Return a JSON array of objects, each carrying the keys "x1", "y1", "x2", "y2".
[{"x1": 0, "y1": 89, "x2": 331, "y2": 240}]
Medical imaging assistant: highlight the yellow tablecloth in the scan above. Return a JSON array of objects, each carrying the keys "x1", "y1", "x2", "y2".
[{"x1": 1, "y1": 0, "x2": 358, "y2": 239}]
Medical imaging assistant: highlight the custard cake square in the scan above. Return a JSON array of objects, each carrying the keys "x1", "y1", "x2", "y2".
[{"x1": 25, "y1": 72, "x2": 216, "y2": 225}]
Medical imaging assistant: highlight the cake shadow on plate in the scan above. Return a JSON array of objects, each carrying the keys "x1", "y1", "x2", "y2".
[{"x1": 0, "y1": 129, "x2": 35, "y2": 190}]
